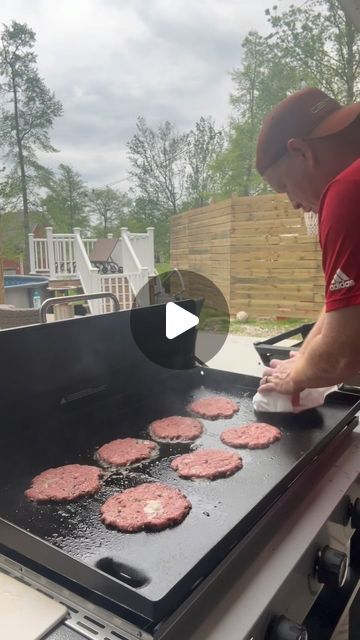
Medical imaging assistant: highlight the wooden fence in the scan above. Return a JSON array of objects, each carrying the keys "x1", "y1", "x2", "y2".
[{"x1": 171, "y1": 193, "x2": 324, "y2": 319}]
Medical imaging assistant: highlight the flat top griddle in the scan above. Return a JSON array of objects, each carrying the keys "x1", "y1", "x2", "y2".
[{"x1": 0, "y1": 364, "x2": 359, "y2": 626}]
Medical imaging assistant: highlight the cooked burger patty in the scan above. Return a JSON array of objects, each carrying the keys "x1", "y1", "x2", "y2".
[
  {"x1": 100, "y1": 482, "x2": 191, "y2": 532},
  {"x1": 25, "y1": 464, "x2": 102, "y2": 502},
  {"x1": 149, "y1": 416, "x2": 203, "y2": 442},
  {"x1": 171, "y1": 449, "x2": 242, "y2": 480},
  {"x1": 221, "y1": 423, "x2": 282, "y2": 449},
  {"x1": 188, "y1": 396, "x2": 239, "y2": 419},
  {"x1": 97, "y1": 437, "x2": 158, "y2": 466}
]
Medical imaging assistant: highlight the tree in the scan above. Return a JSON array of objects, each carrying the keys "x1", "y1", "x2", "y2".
[
  {"x1": 0, "y1": 21, "x2": 63, "y2": 271},
  {"x1": 127, "y1": 117, "x2": 188, "y2": 215},
  {"x1": 185, "y1": 116, "x2": 224, "y2": 208},
  {"x1": 265, "y1": 0, "x2": 360, "y2": 104},
  {"x1": 215, "y1": 0, "x2": 360, "y2": 197},
  {"x1": 87, "y1": 186, "x2": 131, "y2": 235},
  {"x1": 42, "y1": 164, "x2": 89, "y2": 232},
  {"x1": 130, "y1": 195, "x2": 170, "y2": 262},
  {"x1": 214, "y1": 29, "x2": 307, "y2": 197}
]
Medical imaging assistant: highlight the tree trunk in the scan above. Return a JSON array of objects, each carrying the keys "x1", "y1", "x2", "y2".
[
  {"x1": 11, "y1": 67, "x2": 31, "y2": 273},
  {"x1": 19, "y1": 154, "x2": 30, "y2": 273},
  {"x1": 0, "y1": 254, "x2": 5, "y2": 305},
  {"x1": 345, "y1": 18, "x2": 355, "y2": 103}
]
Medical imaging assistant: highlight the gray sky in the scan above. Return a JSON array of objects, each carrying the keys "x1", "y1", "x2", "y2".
[{"x1": 1, "y1": 0, "x2": 293, "y2": 189}]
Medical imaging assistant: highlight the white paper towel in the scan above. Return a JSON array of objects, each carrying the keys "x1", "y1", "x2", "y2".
[{"x1": 253, "y1": 387, "x2": 334, "y2": 414}]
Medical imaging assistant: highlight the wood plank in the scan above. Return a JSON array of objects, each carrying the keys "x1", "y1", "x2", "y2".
[
  {"x1": 172, "y1": 201, "x2": 231, "y2": 220},
  {"x1": 232, "y1": 283, "x2": 324, "y2": 293},
  {"x1": 231, "y1": 276, "x2": 324, "y2": 286},
  {"x1": 230, "y1": 221, "x2": 304, "y2": 233},
  {"x1": 231, "y1": 229, "x2": 311, "y2": 239},
  {"x1": 232, "y1": 261, "x2": 321, "y2": 270},
  {"x1": 231, "y1": 210, "x2": 306, "y2": 223},
  {"x1": 231, "y1": 235, "x2": 319, "y2": 247},
  {"x1": 233, "y1": 291, "x2": 324, "y2": 303},
  {"x1": 232, "y1": 298, "x2": 322, "y2": 312}
]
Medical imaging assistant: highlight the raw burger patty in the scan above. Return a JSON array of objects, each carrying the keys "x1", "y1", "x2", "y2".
[
  {"x1": 221, "y1": 423, "x2": 282, "y2": 449},
  {"x1": 25, "y1": 464, "x2": 102, "y2": 502},
  {"x1": 149, "y1": 416, "x2": 203, "y2": 442},
  {"x1": 188, "y1": 396, "x2": 239, "y2": 419},
  {"x1": 171, "y1": 449, "x2": 242, "y2": 480},
  {"x1": 100, "y1": 482, "x2": 191, "y2": 532},
  {"x1": 97, "y1": 437, "x2": 158, "y2": 466}
]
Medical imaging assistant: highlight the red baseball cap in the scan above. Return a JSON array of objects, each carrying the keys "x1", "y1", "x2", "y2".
[{"x1": 256, "y1": 87, "x2": 360, "y2": 175}]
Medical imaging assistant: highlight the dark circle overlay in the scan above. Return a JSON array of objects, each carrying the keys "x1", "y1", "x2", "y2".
[{"x1": 130, "y1": 269, "x2": 230, "y2": 369}]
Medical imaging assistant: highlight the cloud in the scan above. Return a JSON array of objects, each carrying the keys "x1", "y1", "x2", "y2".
[{"x1": 1, "y1": 0, "x2": 294, "y2": 187}]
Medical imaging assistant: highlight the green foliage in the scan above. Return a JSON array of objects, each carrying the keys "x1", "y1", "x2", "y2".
[
  {"x1": 127, "y1": 116, "x2": 224, "y2": 258},
  {"x1": 265, "y1": 0, "x2": 360, "y2": 103},
  {"x1": 0, "y1": 20, "x2": 63, "y2": 271},
  {"x1": 87, "y1": 186, "x2": 131, "y2": 234},
  {"x1": 126, "y1": 196, "x2": 170, "y2": 262},
  {"x1": 0, "y1": 211, "x2": 23, "y2": 260},
  {"x1": 128, "y1": 117, "x2": 188, "y2": 215},
  {"x1": 214, "y1": 1, "x2": 360, "y2": 197},
  {"x1": 42, "y1": 164, "x2": 89, "y2": 232},
  {"x1": 184, "y1": 116, "x2": 224, "y2": 208}
]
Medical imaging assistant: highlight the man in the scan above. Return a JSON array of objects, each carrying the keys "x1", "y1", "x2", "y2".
[{"x1": 256, "y1": 87, "x2": 360, "y2": 395}]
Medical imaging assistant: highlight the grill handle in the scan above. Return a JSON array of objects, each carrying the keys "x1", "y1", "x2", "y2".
[{"x1": 40, "y1": 292, "x2": 120, "y2": 323}]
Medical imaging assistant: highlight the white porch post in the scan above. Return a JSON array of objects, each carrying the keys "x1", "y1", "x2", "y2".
[
  {"x1": 139, "y1": 267, "x2": 150, "y2": 306},
  {"x1": 46, "y1": 227, "x2": 56, "y2": 279},
  {"x1": 146, "y1": 227, "x2": 155, "y2": 273},
  {"x1": 28, "y1": 233, "x2": 35, "y2": 273},
  {"x1": 73, "y1": 227, "x2": 81, "y2": 279},
  {"x1": 73, "y1": 227, "x2": 102, "y2": 315}
]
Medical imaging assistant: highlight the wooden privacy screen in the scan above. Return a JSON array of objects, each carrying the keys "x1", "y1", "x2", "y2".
[{"x1": 171, "y1": 193, "x2": 324, "y2": 319}]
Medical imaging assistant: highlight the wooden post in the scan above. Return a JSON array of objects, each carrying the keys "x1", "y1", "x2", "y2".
[
  {"x1": 46, "y1": 227, "x2": 56, "y2": 279},
  {"x1": 28, "y1": 233, "x2": 35, "y2": 273},
  {"x1": 146, "y1": 227, "x2": 155, "y2": 273}
]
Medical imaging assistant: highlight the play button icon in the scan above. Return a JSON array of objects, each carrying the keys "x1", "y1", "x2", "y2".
[
  {"x1": 166, "y1": 302, "x2": 199, "y2": 339},
  {"x1": 130, "y1": 269, "x2": 230, "y2": 369}
]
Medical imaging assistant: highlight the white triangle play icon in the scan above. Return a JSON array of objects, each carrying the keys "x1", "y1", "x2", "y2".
[{"x1": 166, "y1": 302, "x2": 199, "y2": 340}]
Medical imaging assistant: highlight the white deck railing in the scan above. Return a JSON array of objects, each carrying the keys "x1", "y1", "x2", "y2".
[
  {"x1": 73, "y1": 229, "x2": 100, "y2": 314},
  {"x1": 100, "y1": 274, "x2": 133, "y2": 313},
  {"x1": 83, "y1": 238, "x2": 97, "y2": 256},
  {"x1": 29, "y1": 226, "x2": 154, "y2": 314},
  {"x1": 29, "y1": 238, "x2": 49, "y2": 272}
]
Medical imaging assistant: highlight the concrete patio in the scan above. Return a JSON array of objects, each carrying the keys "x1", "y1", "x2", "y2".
[{"x1": 197, "y1": 332, "x2": 264, "y2": 378}]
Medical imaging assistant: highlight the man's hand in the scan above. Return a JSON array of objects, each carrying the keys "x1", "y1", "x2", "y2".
[{"x1": 259, "y1": 355, "x2": 303, "y2": 395}]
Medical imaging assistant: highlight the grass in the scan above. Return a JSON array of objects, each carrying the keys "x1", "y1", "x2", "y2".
[
  {"x1": 154, "y1": 264, "x2": 313, "y2": 338},
  {"x1": 227, "y1": 316, "x2": 313, "y2": 338},
  {"x1": 155, "y1": 262, "x2": 170, "y2": 274},
  {"x1": 199, "y1": 307, "x2": 313, "y2": 338}
]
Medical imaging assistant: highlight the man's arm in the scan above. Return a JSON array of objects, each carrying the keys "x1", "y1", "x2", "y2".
[
  {"x1": 260, "y1": 174, "x2": 360, "y2": 394},
  {"x1": 260, "y1": 305, "x2": 360, "y2": 393},
  {"x1": 298, "y1": 307, "x2": 325, "y2": 355},
  {"x1": 261, "y1": 282, "x2": 359, "y2": 394},
  {"x1": 265, "y1": 308, "x2": 325, "y2": 370},
  {"x1": 291, "y1": 305, "x2": 360, "y2": 388}
]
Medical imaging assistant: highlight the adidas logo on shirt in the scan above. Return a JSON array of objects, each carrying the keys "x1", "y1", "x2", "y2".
[{"x1": 330, "y1": 269, "x2": 355, "y2": 291}]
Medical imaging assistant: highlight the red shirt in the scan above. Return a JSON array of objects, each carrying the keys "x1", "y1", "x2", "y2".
[{"x1": 319, "y1": 158, "x2": 360, "y2": 312}]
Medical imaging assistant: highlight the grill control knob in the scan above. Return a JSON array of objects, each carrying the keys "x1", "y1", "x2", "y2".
[
  {"x1": 350, "y1": 498, "x2": 360, "y2": 529},
  {"x1": 266, "y1": 615, "x2": 308, "y2": 640},
  {"x1": 316, "y1": 545, "x2": 348, "y2": 588}
]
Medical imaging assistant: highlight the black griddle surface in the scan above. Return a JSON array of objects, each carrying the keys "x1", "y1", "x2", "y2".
[{"x1": 0, "y1": 366, "x2": 359, "y2": 624}]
